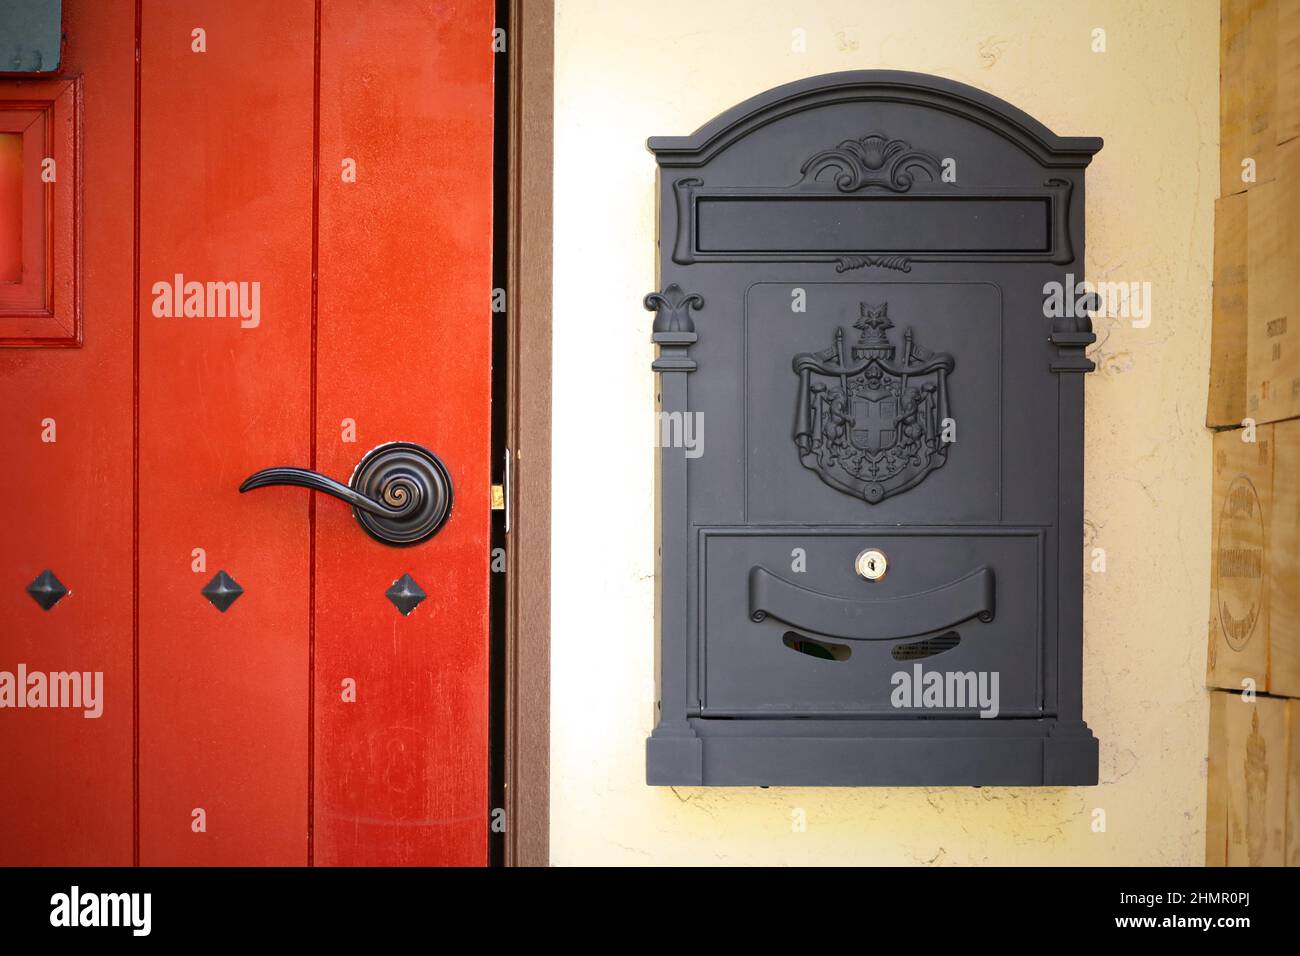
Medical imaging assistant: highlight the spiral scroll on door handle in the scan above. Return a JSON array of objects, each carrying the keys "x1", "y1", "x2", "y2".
[{"x1": 239, "y1": 441, "x2": 453, "y2": 546}]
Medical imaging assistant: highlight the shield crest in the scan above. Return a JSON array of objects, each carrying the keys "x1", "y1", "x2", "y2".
[
  {"x1": 850, "y1": 395, "x2": 898, "y2": 452},
  {"x1": 792, "y1": 302, "x2": 955, "y2": 504}
]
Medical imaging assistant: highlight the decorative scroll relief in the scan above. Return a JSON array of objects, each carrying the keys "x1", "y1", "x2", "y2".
[
  {"x1": 836, "y1": 255, "x2": 914, "y2": 274},
  {"x1": 798, "y1": 132, "x2": 943, "y2": 192},
  {"x1": 793, "y1": 302, "x2": 954, "y2": 504}
]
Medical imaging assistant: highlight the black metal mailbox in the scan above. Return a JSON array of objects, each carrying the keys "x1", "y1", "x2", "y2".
[{"x1": 645, "y1": 71, "x2": 1101, "y2": 786}]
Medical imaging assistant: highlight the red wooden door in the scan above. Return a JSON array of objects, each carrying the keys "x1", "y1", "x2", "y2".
[{"x1": 0, "y1": 0, "x2": 494, "y2": 866}]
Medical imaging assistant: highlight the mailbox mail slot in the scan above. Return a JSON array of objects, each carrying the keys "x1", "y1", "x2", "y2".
[{"x1": 646, "y1": 71, "x2": 1101, "y2": 786}]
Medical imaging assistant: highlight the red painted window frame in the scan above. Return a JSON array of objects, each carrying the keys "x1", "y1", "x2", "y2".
[{"x1": 0, "y1": 77, "x2": 81, "y2": 348}]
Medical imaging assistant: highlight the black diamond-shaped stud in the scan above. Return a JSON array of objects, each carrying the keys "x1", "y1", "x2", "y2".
[
  {"x1": 201, "y1": 570, "x2": 243, "y2": 612},
  {"x1": 385, "y1": 573, "x2": 426, "y2": 616},
  {"x1": 26, "y1": 570, "x2": 68, "y2": 611}
]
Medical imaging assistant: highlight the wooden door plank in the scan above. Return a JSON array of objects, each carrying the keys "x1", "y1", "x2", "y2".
[
  {"x1": 0, "y1": 0, "x2": 135, "y2": 866},
  {"x1": 137, "y1": 0, "x2": 314, "y2": 865},
  {"x1": 314, "y1": 0, "x2": 495, "y2": 866}
]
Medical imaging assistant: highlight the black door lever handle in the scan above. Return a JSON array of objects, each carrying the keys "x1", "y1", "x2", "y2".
[
  {"x1": 239, "y1": 441, "x2": 453, "y2": 546},
  {"x1": 239, "y1": 467, "x2": 412, "y2": 519}
]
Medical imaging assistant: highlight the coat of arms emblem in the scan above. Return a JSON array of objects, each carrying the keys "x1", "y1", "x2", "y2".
[{"x1": 792, "y1": 302, "x2": 955, "y2": 503}]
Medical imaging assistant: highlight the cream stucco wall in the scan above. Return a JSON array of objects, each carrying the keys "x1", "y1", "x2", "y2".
[{"x1": 551, "y1": 0, "x2": 1218, "y2": 865}]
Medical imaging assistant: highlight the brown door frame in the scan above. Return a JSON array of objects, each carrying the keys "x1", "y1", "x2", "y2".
[{"x1": 503, "y1": 0, "x2": 552, "y2": 867}]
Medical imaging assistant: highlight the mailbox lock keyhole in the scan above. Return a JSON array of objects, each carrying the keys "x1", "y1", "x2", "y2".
[{"x1": 856, "y1": 548, "x2": 888, "y2": 582}]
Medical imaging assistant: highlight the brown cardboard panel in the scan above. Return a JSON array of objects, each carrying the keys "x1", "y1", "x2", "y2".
[
  {"x1": 1287, "y1": 700, "x2": 1300, "y2": 866},
  {"x1": 1245, "y1": 140, "x2": 1300, "y2": 424},
  {"x1": 1209, "y1": 192, "x2": 1249, "y2": 426},
  {"x1": 1222, "y1": 0, "x2": 1250, "y2": 196},
  {"x1": 1272, "y1": 420, "x2": 1300, "y2": 698},
  {"x1": 1225, "y1": 694, "x2": 1288, "y2": 866},
  {"x1": 1208, "y1": 426, "x2": 1272, "y2": 691},
  {"x1": 1284, "y1": 697, "x2": 1294, "y2": 868},
  {"x1": 1206, "y1": 692, "x2": 1230, "y2": 866},
  {"x1": 1277, "y1": 0, "x2": 1300, "y2": 144},
  {"x1": 1206, "y1": 692, "x2": 1289, "y2": 866},
  {"x1": 1223, "y1": 0, "x2": 1277, "y2": 195},
  {"x1": 1244, "y1": 0, "x2": 1277, "y2": 186}
]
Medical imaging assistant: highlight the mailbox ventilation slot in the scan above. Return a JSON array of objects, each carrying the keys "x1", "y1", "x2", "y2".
[
  {"x1": 783, "y1": 632, "x2": 851, "y2": 662},
  {"x1": 891, "y1": 631, "x2": 961, "y2": 662}
]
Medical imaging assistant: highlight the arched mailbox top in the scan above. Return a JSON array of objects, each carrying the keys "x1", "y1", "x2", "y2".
[{"x1": 647, "y1": 69, "x2": 1103, "y2": 169}]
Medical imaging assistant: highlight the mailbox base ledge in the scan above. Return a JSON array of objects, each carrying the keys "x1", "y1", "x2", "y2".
[
  {"x1": 646, "y1": 726, "x2": 704, "y2": 785},
  {"x1": 646, "y1": 720, "x2": 1098, "y2": 787}
]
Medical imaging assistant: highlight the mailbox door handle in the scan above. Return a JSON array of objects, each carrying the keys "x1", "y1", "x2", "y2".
[
  {"x1": 239, "y1": 441, "x2": 453, "y2": 547},
  {"x1": 748, "y1": 565, "x2": 995, "y2": 640}
]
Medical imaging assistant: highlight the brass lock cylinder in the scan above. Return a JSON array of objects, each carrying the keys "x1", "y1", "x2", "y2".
[{"x1": 855, "y1": 548, "x2": 887, "y2": 581}]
